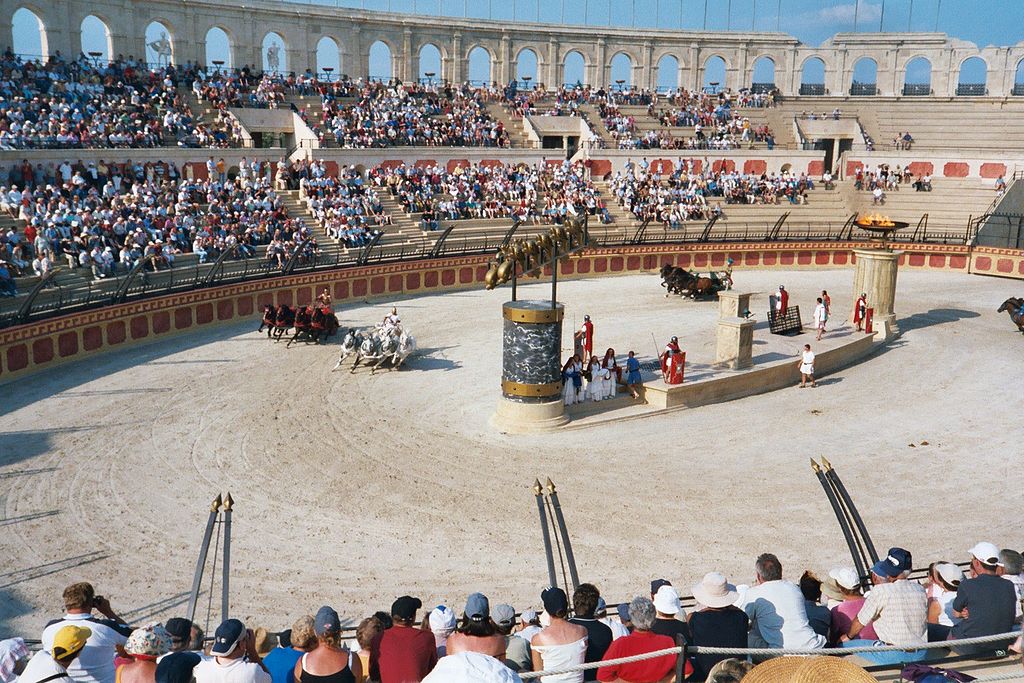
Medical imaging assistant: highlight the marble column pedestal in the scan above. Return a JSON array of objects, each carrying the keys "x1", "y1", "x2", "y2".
[
  {"x1": 715, "y1": 319, "x2": 755, "y2": 369},
  {"x1": 852, "y1": 248, "x2": 901, "y2": 339}
]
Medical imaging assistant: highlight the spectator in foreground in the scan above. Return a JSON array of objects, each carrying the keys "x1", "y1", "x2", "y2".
[
  {"x1": 739, "y1": 553, "x2": 826, "y2": 650},
  {"x1": 446, "y1": 593, "x2": 506, "y2": 660},
  {"x1": 596, "y1": 596, "x2": 684, "y2": 683},
  {"x1": 926, "y1": 562, "x2": 963, "y2": 641},
  {"x1": 375, "y1": 596, "x2": 437, "y2": 683},
  {"x1": 41, "y1": 582, "x2": 132, "y2": 683},
  {"x1": 595, "y1": 599, "x2": 629, "y2": 641},
  {"x1": 20, "y1": 626, "x2": 91, "y2": 683},
  {"x1": 493, "y1": 604, "x2": 531, "y2": 673},
  {"x1": 530, "y1": 587, "x2": 587, "y2": 682},
  {"x1": 156, "y1": 619, "x2": 205, "y2": 683},
  {"x1": 0, "y1": 638, "x2": 29, "y2": 683},
  {"x1": 353, "y1": 617, "x2": 382, "y2": 681},
  {"x1": 704, "y1": 658, "x2": 752, "y2": 683},
  {"x1": 421, "y1": 651, "x2": 522, "y2": 683},
  {"x1": 517, "y1": 611, "x2": 542, "y2": 643},
  {"x1": 650, "y1": 585, "x2": 690, "y2": 645},
  {"x1": 998, "y1": 548, "x2": 1024, "y2": 620},
  {"x1": 118, "y1": 624, "x2": 173, "y2": 683},
  {"x1": 842, "y1": 547, "x2": 929, "y2": 664},
  {"x1": 951, "y1": 542, "x2": 1017, "y2": 656},
  {"x1": 427, "y1": 606, "x2": 456, "y2": 657},
  {"x1": 799, "y1": 571, "x2": 832, "y2": 639},
  {"x1": 292, "y1": 606, "x2": 361, "y2": 683},
  {"x1": 688, "y1": 572, "x2": 748, "y2": 680},
  {"x1": 262, "y1": 616, "x2": 314, "y2": 683},
  {"x1": 194, "y1": 619, "x2": 270, "y2": 683},
  {"x1": 569, "y1": 584, "x2": 612, "y2": 681},
  {"x1": 822, "y1": 567, "x2": 876, "y2": 647}
]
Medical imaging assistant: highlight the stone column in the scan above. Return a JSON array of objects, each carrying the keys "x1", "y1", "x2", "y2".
[
  {"x1": 593, "y1": 38, "x2": 606, "y2": 88},
  {"x1": 852, "y1": 248, "x2": 901, "y2": 339},
  {"x1": 715, "y1": 292, "x2": 754, "y2": 369},
  {"x1": 402, "y1": 28, "x2": 413, "y2": 82},
  {"x1": 547, "y1": 38, "x2": 559, "y2": 88},
  {"x1": 450, "y1": 32, "x2": 462, "y2": 83},
  {"x1": 499, "y1": 35, "x2": 511, "y2": 84},
  {"x1": 491, "y1": 300, "x2": 569, "y2": 433}
]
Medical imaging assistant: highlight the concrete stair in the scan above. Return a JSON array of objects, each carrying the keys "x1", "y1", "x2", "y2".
[
  {"x1": 484, "y1": 102, "x2": 536, "y2": 148},
  {"x1": 843, "y1": 178, "x2": 995, "y2": 235}
]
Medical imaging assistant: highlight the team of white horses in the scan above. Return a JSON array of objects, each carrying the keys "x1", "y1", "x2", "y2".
[{"x1": 332, "y1": 324, "x2": 417, "y2": 373}]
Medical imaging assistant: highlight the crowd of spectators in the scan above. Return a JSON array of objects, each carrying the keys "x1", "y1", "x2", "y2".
[
  {"x1": 369, "y1": 160, "x2": 611, "y2": 229},
  {"x1": 300, "y1": 162, "x2": 389, "y2": 247},
  {"x1": 609, "y1": 158, "x2": 816, "y2": 227},
  {"x1": 6, "y1": 543, "x2": 1021, "y2": 683},
  {"x1": 0, "y1": 51, "x2": 242, "y2": 149}
]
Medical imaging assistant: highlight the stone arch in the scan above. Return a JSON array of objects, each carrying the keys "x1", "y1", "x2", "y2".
[
  {"x1": 516, "y1": 47, "x2": 539, "y2": 84},
  {"x1": 751, "y1": 55, "x2": 776, "y2": 90},
  {"x1": 609, "y1": 51, "x2": 632, "y2": 89},
  {"x1": 1015, "y1": 58, "x2": 1024, "y2": 95},
  {"x1": 466, "y1": 45, "x2": 492, "y2": 85},
  {"x1": 262, "y1": 31, "x2": 287, "y2": 73},
  {"x1": 80, "y1": 14, "x2": 112, "y2": 62},
  {"x1": 851, "y1": 56, "x2": 878, "y2": 95},
  {"x1": 418, "y1": 43, "x2": 443, "y2": 83},
  {"x1": 316, "y1": 36, "x2": 340, "y2": 78},
  {"x1": 205, "y1": 26, "x2": 232, "y2": 69},
  {"x1": 702, "y1": 54, "x2": 728, "y2": 92},
  {"x1": 144, "y1": 20, "x2": 173, "y2": 66},
  {"x1": 799, "y1": 56, "x2": 826, "y2": 95},
  {"x1": 956, "y1": 56, "x2": 987, "y2": 95},
  {"x1": 655, "y1": 53, "x2": 679, "y2": 91},
  {"x1": 563, "y1": 49, "x2": 586, "y2": 86},
  {"x1": 903, "y1": 55, "x2": 932, "y2": 95},
  {"x1": 368, "y1": 39, "x2": 394, "y2": 81},
  {"x1": 11, "y1": 7, "x2": 47, "y2": 58}
]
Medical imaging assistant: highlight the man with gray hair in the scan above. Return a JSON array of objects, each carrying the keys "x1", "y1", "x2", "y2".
[
  {"x1": 738, "y1": 552, "x2": 825, "y2": 650},
  {"x1": 998, "y1": 549, "x2": 1024, "y2": 621},
  {"x1": 596, "y1": 597, "x2": 686, "y2": 682}
]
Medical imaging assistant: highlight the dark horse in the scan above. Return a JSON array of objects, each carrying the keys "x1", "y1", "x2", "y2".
[
  {"x1": 660, "y1": 263, "x2": 695, "y2": 297},
  {"x1": 258, "y1": 304, "x2": 277, "y2": 338},
  {"x1": 271, "y1": 304, "x2": 295, "y2": 340},
  {"x1": 998, "y1": 297, "x2": 1024, "y2": 333},
  {"x1": 287, "y1": 306, "x2": 313, "y2": 346},
  {"x1": 287, "y1": 305, "x2": 341, "y2": 346}
]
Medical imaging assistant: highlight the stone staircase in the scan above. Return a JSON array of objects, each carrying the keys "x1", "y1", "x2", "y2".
[
  {"x1": 842, "y1": 178, "x2": 996, "y2": 235},
  {"x1": 484, "y1": 102, "x2": 536, "y2": 148}
]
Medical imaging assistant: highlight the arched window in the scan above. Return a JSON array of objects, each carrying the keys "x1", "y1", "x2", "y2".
[
  {"x1": 957, "y1": 57, "x2": 987, "y2": 96},
  {"x1": 80, "y1": 15, "x2": 111, "y2": 63},
  {"x1": 851, "y1": 57, "x2": 878, "y2": 95},
  {"x1": 656, "y1": 54, "x2": 679, "y2": 92},
  {"x1": 800, "y1": 57, "x2": 826, "y2": 95},
  {"x1": 262, "y1": 32, "x2": 286, "y2": 74},
  {"x1": 316, "y1": 37, "x2": 340, "y2": 79},
  {"x1": 205, "y1": 27, "x2": 231, "y2": 70},
  {"x1": 144, "y1": 21, "x2": 173, "y2": 66},
  {"x1": 703, "y1": 55, "x2": 726, "y2": 92},
  {"x1": 516, "y1": 48, "x2": 538, "y2": 86},
  {"x1": 563, "y1": 50, "x2": 585, "y2": 87},
  {"x1": 610, "y1": 52, "x2": 632, "y2": 89},
  {"x1": 903, "y1": 57, "x2": 931, "y2": 95},
  {"x1": 1015, "y1": 59, "x2": 1024, "y2": 96},
  {"x1": 467, "y1": 46, "x2": 491, "y2": 85},
  {"x1": 12, "y1": 8, "x2": 46, "y2": 58},
  {"x1": 418, "y1": 43, "x2": 442, "y2": 84},
  {"x1": 369, "y1": 40, "x2": 392, "y2": 81},
  {"x1": 751, "y1": 56, "x2": 775, "y2": 92}
]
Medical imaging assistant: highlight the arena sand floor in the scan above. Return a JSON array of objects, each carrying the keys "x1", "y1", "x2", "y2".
[{"x1": 1, "y1": 268, "x2": 1021, "y2": 637}]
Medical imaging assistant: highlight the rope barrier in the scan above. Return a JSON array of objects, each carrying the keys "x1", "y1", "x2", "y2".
[{"x1": 519, "y1": 630, "x2": 1022, "y2": 679}]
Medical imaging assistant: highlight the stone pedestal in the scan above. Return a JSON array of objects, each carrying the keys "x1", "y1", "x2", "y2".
[
  {"x1": 719, "y1": 291, "x2": 753, "y2": 320},
  {"x1": 490, "y1": 300, "x2": 569, "y2": 433},
  {"x1": 715, "y1": 319, "x2": 755, "y2": 369},
  {"x1": 852, "y1": 248, "x2": 901, "y2": 339}
]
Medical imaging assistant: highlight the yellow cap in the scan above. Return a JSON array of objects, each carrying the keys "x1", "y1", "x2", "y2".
[{"x1": 52, "y1": 625, "x2": 92, "y2": 659}]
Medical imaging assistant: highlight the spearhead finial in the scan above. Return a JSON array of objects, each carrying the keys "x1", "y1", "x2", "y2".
[
  {"x1": 821, "y1": 457, "x2": 833, "y2": 470},
  {"x1": 211, "y1": 494, "x2": 223, "y2": 512},
  {"x1": 532, "y1": 479, "x2": 543, "y2": 496},
  {"x1": 545, "y1": 478, "x2": 556, "y2": 494},
  {"x1": 810, "y1": 458, "x2": 821, "y2": 473},
  {"x1": 223, "y1": 492, "x2": 234, "y2": 511}
]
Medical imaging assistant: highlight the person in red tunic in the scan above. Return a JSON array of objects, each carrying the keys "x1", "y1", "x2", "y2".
[
  {"x1": 775, "y1": 285, "x2": 790, "y2": 319},
  {"x1": 660, "y1": 336, "x2": 684, "y2": 384},
  {"x1": 574, "y1": 315, "x2": 594, "y2": 361},
  {"x1": 597, "y1": 597, "x2": 688, "y2": 682},
  {"x1": 853, "y1": 292, "x2": 868, "y2": 331}
]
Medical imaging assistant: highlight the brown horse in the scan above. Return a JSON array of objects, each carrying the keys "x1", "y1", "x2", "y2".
[
  {"x1": 684, "y1": 276, "x2": 717, "y2": 299},
  {"x1": 998, "y1": 297, "x2": 1024, "y2": 333},
  {"x1": 258, "y1": 304, "x2": 277, "y2": 338}
]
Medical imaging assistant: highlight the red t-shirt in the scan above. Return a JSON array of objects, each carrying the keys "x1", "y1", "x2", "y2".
[
  {"x1": 373, "y1": 625, "x2": 437, "y2": 683},
  {"x1": 596, "y1": 630, "x2": 687, "y2": 682}
]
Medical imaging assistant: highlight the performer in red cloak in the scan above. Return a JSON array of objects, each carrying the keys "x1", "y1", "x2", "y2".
[
  {"x1": 660, "y1": 336, "x2": 684, "y2": 384},
  {"x1": 853, "y1": 292, "x2": 868, "y2": 331},
  {"x1": 775, "y1": 285, "x2": 790, "y2": 319},
  {"x1": 574, "y1": 315, "x2": 594, "y2": 361}
]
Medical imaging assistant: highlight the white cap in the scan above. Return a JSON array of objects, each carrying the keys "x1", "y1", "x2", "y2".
[
  {"x1": 653, "y1": 585, "x2": 681, "y2": 615},
  {"x1": 828, "y1": 566, "x2": 860, "y2": 591},
  {"x1": 936, "y1": 563, "x2": 965, "y2": 587},
  {"x1": 969, "y1": 542, "x2": 1003, "y2": 567},
  {"x1": 428, "y1": 605, "x2": 456, "y2": 634}
]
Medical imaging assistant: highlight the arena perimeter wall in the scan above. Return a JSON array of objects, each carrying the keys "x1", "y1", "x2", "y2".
[{"x1": 1, "y1": 243, "x2": 1021, "y2": 385}]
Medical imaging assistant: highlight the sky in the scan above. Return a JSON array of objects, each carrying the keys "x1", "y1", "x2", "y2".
[{"x1": 10, "y1": 0, "x2": 1024, "y2": 83}]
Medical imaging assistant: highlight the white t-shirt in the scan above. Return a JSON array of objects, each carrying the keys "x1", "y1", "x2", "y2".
[
  {"x1": 801, "y1": 350, "x2": 815, "y2": 369},
  {"x1": 18, "y1": 650, "x2": 68, "y2": 683},
  {"x1": 41, "y1": 614, "x2": 131, "y2": 683},
  {"x1": 814, "y1": 303, "x2": 827, "y2": 326},
  {"x1": 739, "y1": 579, "x2": 826, "y2": 650},
  {"x1": 421, "y1": 652, "x2": 522, "y2": 683},
  {"x1": 193, "y1": 657, "x2": 271, "y2": 683}
]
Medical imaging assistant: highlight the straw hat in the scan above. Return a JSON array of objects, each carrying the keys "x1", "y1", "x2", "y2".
[{"x1": 744, "y1": 656, "x2": 876, "y2": 683}]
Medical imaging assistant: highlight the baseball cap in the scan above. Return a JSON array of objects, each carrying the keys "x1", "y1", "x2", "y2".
[
  {"x1": 968, "y1": 542, "x2": 1003, "y2": 567},
  {"x1": 429, "y1": 605, "x2": 456, "y2": 633},
  {"x1": 52, "y1": 625, "x2": 91, "y2": 659},
  {"x1": 616, "y1": 603, "x2": 630, "y2": 622},
  {"x1": 541, "y1": 587, "x2": 568, "y2": 616},
  {"x1": 829, "y1": 567, "x2": 860, "y2": 591},
  {"x1": 493, "y1": 604, "x2": 516, "y2": 628},
  {"x1": 650, "y1": 578, "x2": 672, "y2": 595},
  {"x1": 314, "y1": 606, "x2": 340, "y2": 636},
  {"x1": 465, "y1": 593, "x2": 490, "y2": 622},
  {"x1": 595, "y1": 597, "x2": 608, "y2": 617},
  {"x1": 521, "y1": 609, "x2": 538, "y2": 624},
  {"x1": 936, "y1": 563, "x2": 965, "y2": 588},
  {"x1": 653, "y1": 585, "x2": 681, "y2": 615},
  {"x1": 391, "y1": 595, "x2": 422, "y2": 622},
  {"x1": 210, "y1": 619, "x2": 246, "y2": 656},
  {"x1": 870, "y1": 548, "x2": 912, "y2": 579},
  {"x1": 164, "y1": 618, "x2": 193, "y2": 644}
]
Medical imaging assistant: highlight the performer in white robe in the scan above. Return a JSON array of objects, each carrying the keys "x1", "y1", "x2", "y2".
[{"x1": 586, "y1": 356, "x2": 603, "y2": 401}]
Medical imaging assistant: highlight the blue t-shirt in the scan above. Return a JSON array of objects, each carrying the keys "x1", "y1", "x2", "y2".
[{"x1": 262, "y1": 647, "x2": 303, "y2": 683}]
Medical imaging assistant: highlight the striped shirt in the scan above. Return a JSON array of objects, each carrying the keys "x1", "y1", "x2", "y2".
[{"x1": 857, "y1": 580, "x2": 928, "y2": 646}]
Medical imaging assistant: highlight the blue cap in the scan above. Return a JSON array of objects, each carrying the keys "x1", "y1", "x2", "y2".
[
  {"x1": 871, "y1": 547, "x2": 912, "y2": 578},
  {"x1": 542, "y1": 587, "x2": 568, "y2": 615},
  {"x1": 210, "y1": 619, "x2": 245, "y2": 656},
  {"x1": 465, "y1": 592, "x2": 489, "y2": 622},
  {"x1": 314, "y1": 606, "x2": 340, "y2": 636},
  {"x1": 617, "y1": 603, "x2": 630, "y2": 622}
]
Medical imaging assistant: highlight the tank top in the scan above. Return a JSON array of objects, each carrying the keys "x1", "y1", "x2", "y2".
[{"x1": 298, "y1": 652, "x2": 355, "y2": 683}]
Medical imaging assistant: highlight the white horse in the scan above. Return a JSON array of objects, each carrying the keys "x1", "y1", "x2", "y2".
[
  {"x1": 331, "y1": 329, "x2": 361, "y2": 372},
  {"x1": 370, "y1": 333, "x2": 400, "y2": 374},
  {"x1": 390, "y1": 330, "x2": 417, "y2": 370}
]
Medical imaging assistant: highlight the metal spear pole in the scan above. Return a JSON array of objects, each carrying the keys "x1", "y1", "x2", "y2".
[
  {"x1": 187, "y1": 494, "x2": 221, "y2": 625},
  {"x1": 534, "y1": 480, "x2": 558, "y2": 587},
  {"x1": 811, "y1": 459, "x2": 867, "y2": 581},
  {"x1": 822, "y1": 457, "x2": 879, "y2": 564},
  {"x1": 547, "y1": 478, "x2": 580, "y2": 591},
  {"x1": 221, "y1": 492, "x2": 233, "y2": 621}
]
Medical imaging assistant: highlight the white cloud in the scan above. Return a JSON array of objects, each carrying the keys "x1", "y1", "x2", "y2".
[{"x1": 793, "y1": 1, "x2": 883, "y2": 30}]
